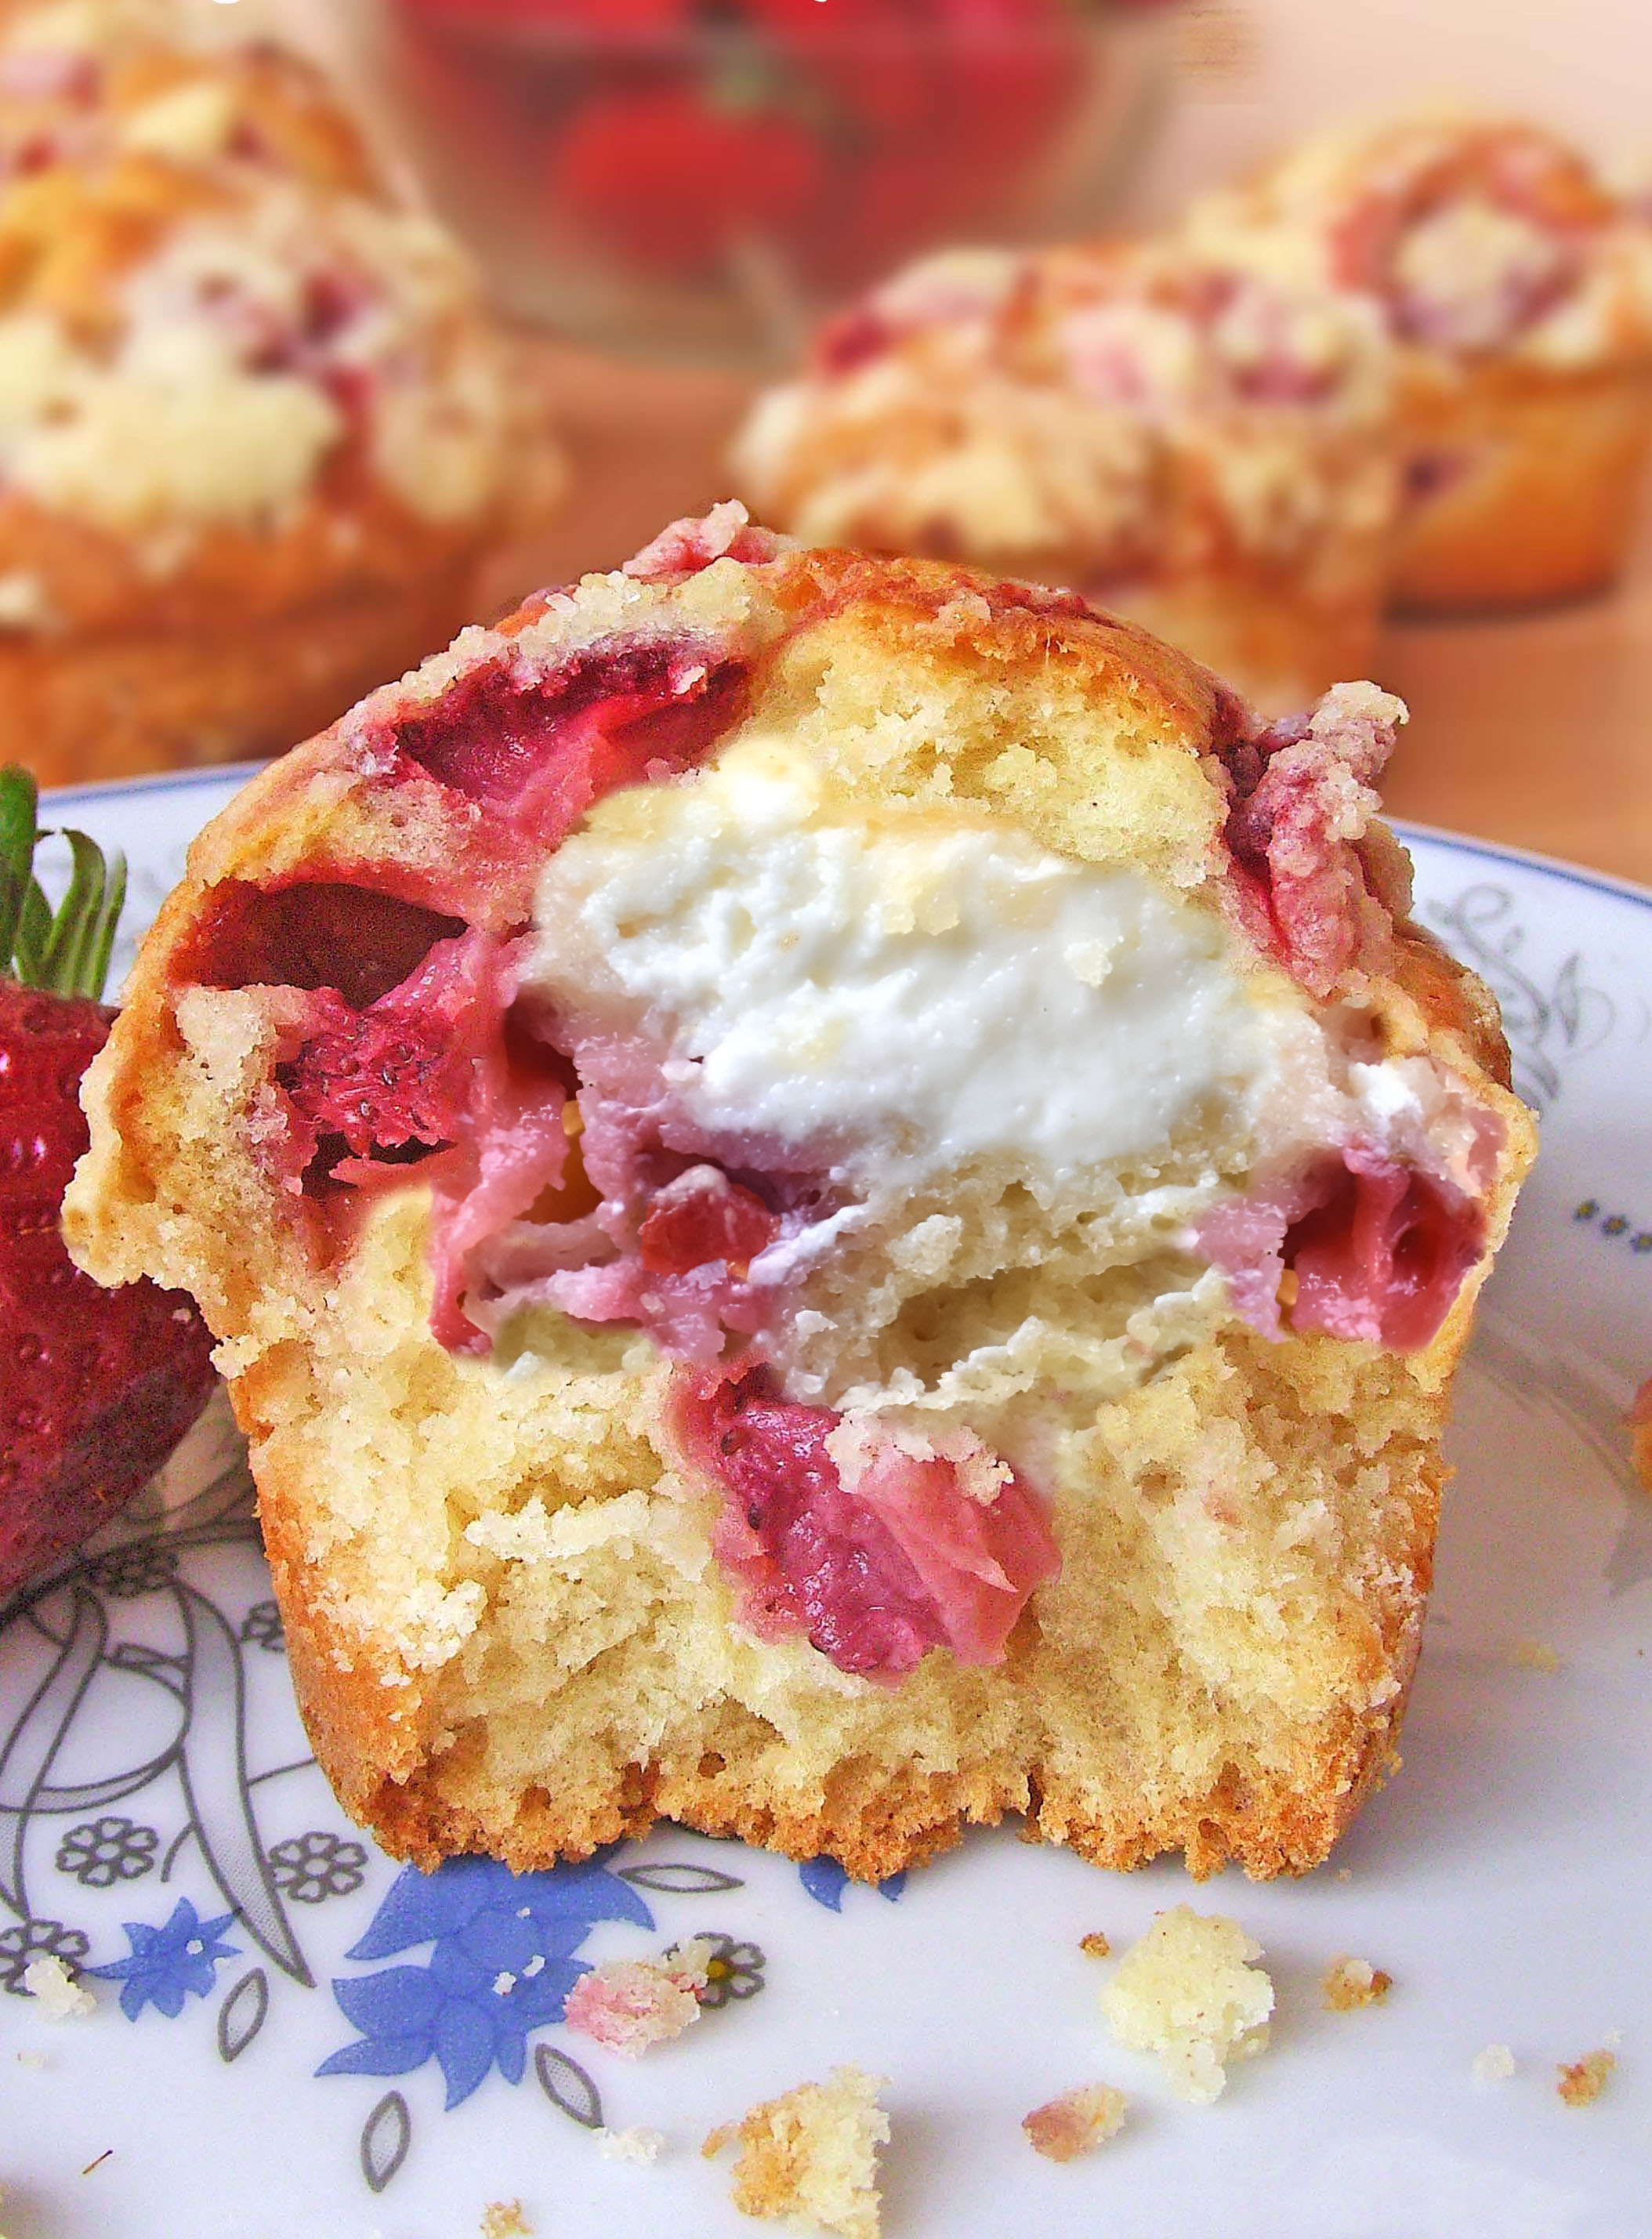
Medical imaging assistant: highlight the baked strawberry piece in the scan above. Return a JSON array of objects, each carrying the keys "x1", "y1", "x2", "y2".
[
  {"x1": 0, "y1": 766, "x2": 215, "y2": 1601},
  {"x1": 66, "y1": 513, "x2": 1534, "y2": 1881}
]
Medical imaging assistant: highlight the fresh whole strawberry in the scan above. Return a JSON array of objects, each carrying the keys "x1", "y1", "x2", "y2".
[{"x1": 0, "y1": 766, "x2": 216, "y2": 1603}]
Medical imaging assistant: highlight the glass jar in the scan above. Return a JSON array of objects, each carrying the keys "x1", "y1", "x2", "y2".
[{"x1": 345, "y1": 0, "x2": 1180, "y2": 368}]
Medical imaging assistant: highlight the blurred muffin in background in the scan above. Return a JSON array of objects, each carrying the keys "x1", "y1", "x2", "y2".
[
  {"x1": 733, "y1": 238, "x2": 1398, "y2": 714},
  {"x1": 0, "y1": 0, "x2": 562, "y2": 787},
  {"x1": 1189, "y1": 117, "x2": 1652, "y2": 615}
]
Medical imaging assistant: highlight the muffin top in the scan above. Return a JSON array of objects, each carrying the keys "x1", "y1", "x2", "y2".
[
  {"x1": 1187, "y1": 114, "x2": 1652, "y2": 378},
  {"x1": 732, "y1": 235, "x2": 1397, "y2": 585},
  {"x1": 0, "y1": 0, "x2": 538, "y2": 629}
]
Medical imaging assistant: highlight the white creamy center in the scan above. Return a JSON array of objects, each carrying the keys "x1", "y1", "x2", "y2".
[{"x1": 527, "y1": 730, "x2": 1273, "y2": 1187}]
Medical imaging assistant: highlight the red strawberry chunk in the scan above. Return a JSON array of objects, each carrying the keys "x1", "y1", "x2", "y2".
[
  {"x1": 681, "y1": 1369, "x2": 955, "y2": 1676},
  {"x1": 622, "y1": 503, "x2": 786, "y2": 583},
  {"x1": 284, "y1": 998, "x2": 470, "y2": 1159},
  {"x1": 389, "y1": 639, "x2": 748, "y2": 838},
  {"x1": 676, "y1": 1368, "x2": 1059, "y2": 1680},
  {"x1": 1286, "y1": 1147, "x2": 1484, "y2": 1351},
  {"x1": 637, "y1": 1165, "x2": 778, "y2": 1277},
  {"x1": 181, "y1": 879, "x2": 467, "y2": 1010},
  {"x1": 1219, "y1": 689, "x2": 1404, "y2": 998},
  {"x1": 1196, "y1": 1146, "x2": 1487, "y2": 1352},
  {"x1": 280, "y1": 929, "x2": 502, "y2": 1168}
]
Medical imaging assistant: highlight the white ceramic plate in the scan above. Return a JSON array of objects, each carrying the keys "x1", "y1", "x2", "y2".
[{"x1": 2, "y1": 770, "x2": 1649, "y2": 2239}]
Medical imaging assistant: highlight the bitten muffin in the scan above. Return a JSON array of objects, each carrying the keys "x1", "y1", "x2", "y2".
[
  {"x1": 0, "y1": 0, "x2": 559, "y2": 785},
  {"x1": 732, "y1": 239, "x2": 1399, "y2": 714},
  {"x1": 1188, "y1": 115, "x2": 1652, "y2": 614},
  {"x1": 66, "y1": 506, "x2": 1534, "y2": 1884}
]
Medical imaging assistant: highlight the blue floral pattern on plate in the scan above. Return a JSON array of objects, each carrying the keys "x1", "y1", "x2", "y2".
[
  {"x1": 89, "y1": 1897, "x2": 239, "y2": 2020},
  {"x1": 319, "y1": 1855, "x2": 653, "y2": 2107}
]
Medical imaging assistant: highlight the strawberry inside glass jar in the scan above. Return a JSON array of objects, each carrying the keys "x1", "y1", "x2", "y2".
[{"x1": 382, "y1": 0, "x2": 1178, "y2": 358}]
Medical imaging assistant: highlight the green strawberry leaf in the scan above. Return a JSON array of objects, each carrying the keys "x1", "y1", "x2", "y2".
[
  {"x1": 0, "y1": 762, "x2": 127, "y2": 998},
  {"x1": 0, "y1": 761, "x2": 38, "y2": 972}
]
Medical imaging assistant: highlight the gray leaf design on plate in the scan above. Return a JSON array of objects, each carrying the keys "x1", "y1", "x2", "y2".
[
  {"x1": 0, "y1": 1586, "x2": 107, "y2": 1920},
  {"x1": 360, "y1": 2089, "x2": 411, "y2": 2194},
  {"x1": 536, "y1": 2042, "x2": 604, "y2": 2129},
  {"x1": 618, "y1": 1862, "x2": 744, "y2": 1893},
  {"x1": 172, "y1": 1583, "x2": 311, "y2": 1985},
  {"x1": 218, "y1": 1966, "x2": 270, "y2": 2063},
  {"x1": 1426, "y1": 882, "x2": 1615, "y2": 1108}
]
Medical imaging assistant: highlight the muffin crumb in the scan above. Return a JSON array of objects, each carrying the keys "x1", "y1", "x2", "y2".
[
  {"x1": 20, "y1": 1955, "x2": 95, "y2": 2020},
  {"x1": 596, "y1": 2125, "x2": 665, "y2": 2165},
  {"x1": 705, "y1": 2067, "x2": 888, "y2": 2239},
  {"x1": 1079, "y1": 1932, "x2": 1112, "y2": 1960},
  {"x1": 1556, "y1": 2049, "x2": 1616, "y2": 2107},
  {"x1": 1321, "y1": 1955, "x2": 1392, "y2": 2011},
  {"x1": 1022, "y1": 2083, "x2": 1127, "y2": 2161},
  {"x1": 480, "y1": 2207, "x2": 531, "y2": 2239},
  {"x1": 1100, "y1": 1906, "x2": 1273, "y2": 2103},
  {"x1": 563, "y1": 1941, "x2": 712, "y2": 2058},
  {"x1": 1470, "y1": 2043, "x2": 1516, "y2": 2084},
  {"x1": 1512, "y1": 1639, "x2": 1563, "y2": 1673}
]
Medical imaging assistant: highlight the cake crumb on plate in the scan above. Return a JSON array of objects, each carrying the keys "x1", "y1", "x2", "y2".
[
  {"x1": 1512, "y1": 1639, "x2": 1563, "y2": 1673},
  {"x1": 705, "y1": 2066, "x2": 889, "y2": 2239},
  {"x1": 1557, "y1": 2049, "x2": 1617, "y2": 2107},
  {"x1": 1470, "y1": 2044, "x2": 1516, "y2": 2084},
  {"x1": 563, "y1": 1940, "x2": 712, "y2": 2058},
  {"x1": 1321, "y1": 1955, "x2": 1393, "y2": 2011},
  {"x1": 596, "y1": 2125, "x2": 665, "y2": 2164},
  {"x1": 1022, "y1": 2084, "x2": 1127, "y2": 2161},
  {"x1": 1100, "y1": 1906, "x2": 1273, "y2": 2103},
  {"x1": 1078, "y1": 1932, "x2": 1112, "y2": 1959},
  {"x1": 480, "y1": 2203, "x2": 531, "y2": 2238},
  {"x1": 20, "y1": 1955, "x2": 94, "y2": 2020}
]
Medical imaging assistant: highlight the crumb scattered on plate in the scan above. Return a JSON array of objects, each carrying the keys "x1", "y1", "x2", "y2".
[
  {"x1": 563, "y1": 1940, "x2": 713, "y2": 2058},
  {"x1": 1321, "y1": 1955, "x2": 1393, "y2": 2012},
  {"x1": 1100, "y1": 1906, "x2": 1273, "y2": 2103},
  {"x1": 1470, "y1": 2043, "x2": 1516, "y2": 2084},
  {"x1": 20, "y1": 1955, "x2": 95, "y2": 2020},
  {"x1": 480, "y1": 2203, "x2": 531, "y2": 2238},
  {"x1": 704, "y1": 2065, "x2": 889, "y2": 2239},
  {"x1": 596, "y1": 2125, "x2": 665, "y2": 2165},
  {"x1": 1078, "y1": 1932, "x2": 1111, "y2": 1959},
  {"x1": 1511, "y1": 1639, "x2": 1563, "y2": 1673},
  {"x1": 1022, "y1": 2084, "x2": 1127, "y2": 2161},
  {"x1": 1557, "y1": 2049, "x2": 1617, "y2": 2107}
]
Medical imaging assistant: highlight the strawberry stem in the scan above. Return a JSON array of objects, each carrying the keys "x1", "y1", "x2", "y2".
[{"x1": 0, "y1": 761, "x2": 127, "y2": 1000}]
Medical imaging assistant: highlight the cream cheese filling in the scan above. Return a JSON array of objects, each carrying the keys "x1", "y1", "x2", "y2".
[
  {"x1": 527, "y1": 726, "x2": 1277, "y2": 1195},
  {"x1": 519, "y1": 723, "x2": 1486, "y2": 1425}
]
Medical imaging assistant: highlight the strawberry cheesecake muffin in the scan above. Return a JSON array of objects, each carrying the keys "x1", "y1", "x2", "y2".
[
  {"x1": 66, "y1": 507, "x2": 1534, "y2": 1882},
  {"x1": 0, "y1": 0, "x2": 556, "y2": 785},
  {"x1": 1188, "y1": 116, "x2": 1652, "y2": 613},
  {"x1": 732, "y1": 240, "x2": 1400, "y2": 714}
]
